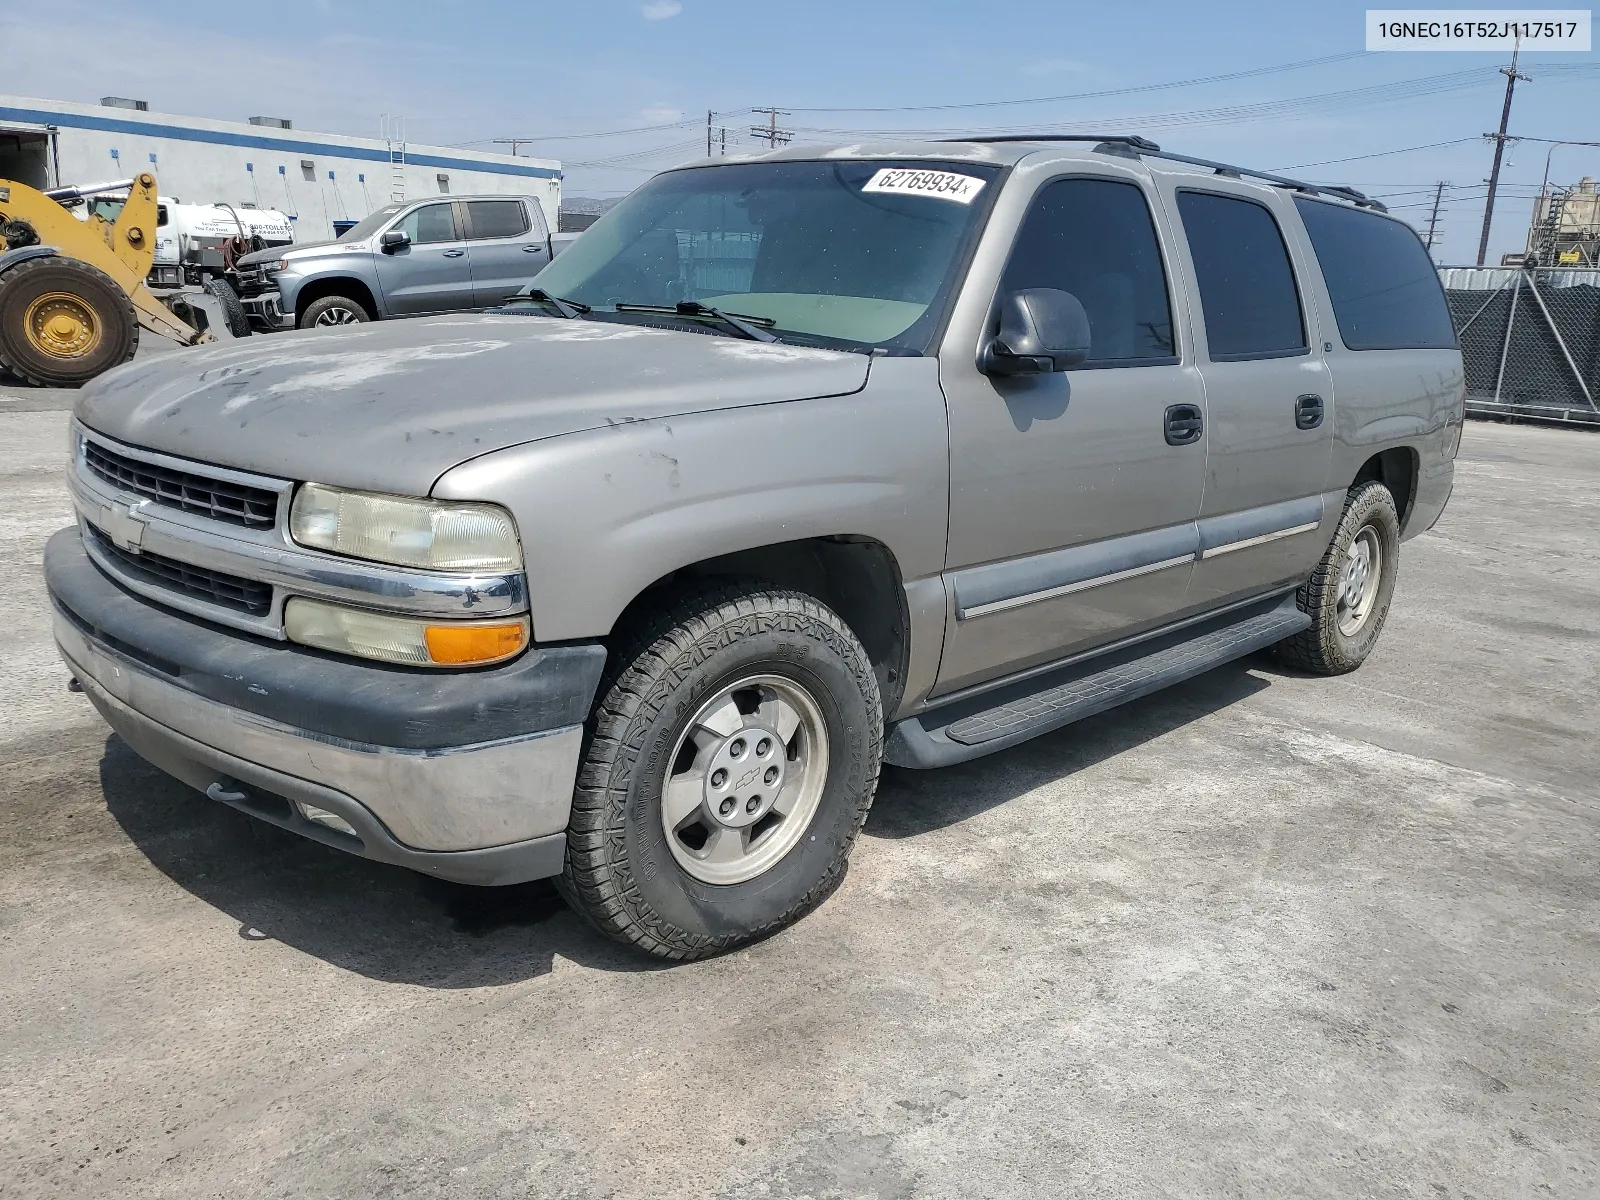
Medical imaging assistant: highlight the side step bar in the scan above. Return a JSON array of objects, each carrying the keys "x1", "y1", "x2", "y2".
[{"x1": 884, "y1": 592, "x2": 1310, "y2": 769}]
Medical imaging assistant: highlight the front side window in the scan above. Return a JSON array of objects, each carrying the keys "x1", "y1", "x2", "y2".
[
  {"x1": 999, "y1": 177, "x2": 1176, "y2": 367},
  {"x1": 1293, "y1": 197, "x2": 1457, "y2": 351},
  {"x1": 466, "y1": 200, "x2": 530, "y2": 240},
  {"x1": 528, "y1": 160, "x2": 1000, "y2": 352},
  {"x1": 397, "y1": 203, "x2": 457, "y2": 245},
  {"x1": 1176, "y1": 191, "x2": 1307, "y2": 361}
]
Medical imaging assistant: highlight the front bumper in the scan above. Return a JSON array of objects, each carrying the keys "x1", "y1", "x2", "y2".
[
  {"x1": 239, "y1": 290, "x2": 294, "y2": 332},
  {"x1": 46, "y1": 528, "x2": 607, "y2": 885}
]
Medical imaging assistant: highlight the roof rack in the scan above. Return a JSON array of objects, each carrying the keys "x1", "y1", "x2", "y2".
[{"x1": 947, "y1": 134, "x2": 1387, "y2": 213}]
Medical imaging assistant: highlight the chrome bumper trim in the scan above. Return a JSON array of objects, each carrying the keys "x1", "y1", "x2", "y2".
[
  {"x1": 69, "y1": 423, "x2": 527, "y2": 638},
  {"x1": 57, "y1": 613, "x2": 579, "y2": 852}
]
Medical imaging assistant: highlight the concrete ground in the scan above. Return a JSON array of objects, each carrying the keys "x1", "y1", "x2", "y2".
[{"x1": 0, "y1": 393, "x2": 1594, "y2": 1198}]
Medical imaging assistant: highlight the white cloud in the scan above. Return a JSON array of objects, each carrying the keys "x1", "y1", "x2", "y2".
[
  {"x1": 642, "y1": 0, "x2": 682, "y2": 18},
  {"x1": 641, "y1": 105, "x2": 683, "y2": 123}
]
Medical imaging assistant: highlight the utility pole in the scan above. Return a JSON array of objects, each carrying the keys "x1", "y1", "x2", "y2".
[
  {"x1": 1476, "y1": 43, "x2": 1530, "y2": 266},
  {"x1": 749, "y1": 108, "x2": 793, "y2": 148},
  {"x1": 720, "y1": 126, "x2": 727, "y2": 156},
  {"x1": 706, "y1": 110, "x2": 713, "y2": 157},
  {"x1": 1424, "y1": 181, "x2": 1448, "y2": 256},
  {"x1": 492, "y1": 138, "x2": 530, "y2": 156}
]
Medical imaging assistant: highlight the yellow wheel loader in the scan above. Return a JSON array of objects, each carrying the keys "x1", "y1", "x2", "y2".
[{"x1": 0, "y1": 172, "x2": 218, "y2": 387}]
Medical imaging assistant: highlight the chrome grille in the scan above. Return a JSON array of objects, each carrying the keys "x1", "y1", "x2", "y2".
[
  {"x1": 85, "y1": 524, "x2": 273, "y2": 617},
  {"x1": 84, "y1": 439, "x2": 278, "y2": 529}
]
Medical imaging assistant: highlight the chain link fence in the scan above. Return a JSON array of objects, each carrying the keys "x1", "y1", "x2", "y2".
[{"x1": 1440, "y1": 266, "x2": 1600, "y2": 426}]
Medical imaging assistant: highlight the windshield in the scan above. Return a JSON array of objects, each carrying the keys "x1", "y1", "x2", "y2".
[
  {"x1": 339, "y1": 204, "x2": 404, "y2": 242},
  {"x1": 528, "y1": 160, "x2": 1000, "y2": 352}
]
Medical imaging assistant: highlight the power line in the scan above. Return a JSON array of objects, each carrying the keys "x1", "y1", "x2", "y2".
[
  {"x1": 781, "y1": 50, "x2": 1370, "y2": 114},
  {"x1": 749, "y1": 108, "x2": 793, "y2": 148},
  {"x1": 1271, "y1": 138, "x2": 1479, "y2": 171}
]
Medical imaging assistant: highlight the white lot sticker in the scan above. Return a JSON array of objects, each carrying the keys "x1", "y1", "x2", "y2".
[{"x1": 862, "y1": 168, "x2": 987, "y2": 204}]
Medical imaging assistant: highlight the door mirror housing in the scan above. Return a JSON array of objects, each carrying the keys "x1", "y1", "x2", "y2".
[
  {"x1": 980, "y1": 288, "x2": 1091, "y2": 376},
  {"x1": 380, "y1": 229, "x2": 411, "y2": 253}
]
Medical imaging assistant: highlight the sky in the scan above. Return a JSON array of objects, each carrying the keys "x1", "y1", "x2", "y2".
[{"x1": 2, "y1": 0, "x2": 1597, "y2": 262}]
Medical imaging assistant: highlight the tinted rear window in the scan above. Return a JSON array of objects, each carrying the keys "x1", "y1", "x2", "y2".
[
  {"x1": 1176, "y1": 191, "x2": 1306, "y2": 361},
  {"x1": 466, "y1": 200, "x2": 530, "y2": 240},
  {"x1": 1294, "y1": 198, "x2": 1457, "y2": 351}
]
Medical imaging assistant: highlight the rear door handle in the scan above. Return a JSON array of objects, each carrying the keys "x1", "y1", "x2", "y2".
[
  {"x1": 442, "y1": 249, "x2": 466, "y2": 258},
  {"x1": 522, "y1": 245, "x2": 544, "y2": 253},
  {"x1": 1164, "y1": 403, "x2": 1204, "y2": 446},
  {"x1": 1295, "y1": 393, "x2": 1325, "y2": 430}
]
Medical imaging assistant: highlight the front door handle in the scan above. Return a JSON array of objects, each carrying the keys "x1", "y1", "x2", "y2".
[
  {"x1": 1164, "y1": 403, "x2": 1204, "y2": 446},
  {"x1": 442, "y1": 249, "x2": 466, "y2": 258},
  {"x1": 1295, "y1": 394, "x2": 1325, "y2": 429},
  {"x1": 522, "y1": 244, "x2": 544, "y2": 253}
]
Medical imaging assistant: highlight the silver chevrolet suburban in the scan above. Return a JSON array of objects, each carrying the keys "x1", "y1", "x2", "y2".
[
  {"x1": 46, "y1": 136, "x2": 1464, "y2": 960},
  {"x1": 232, "y1": 194, "x2": 553, "y2": 330}
]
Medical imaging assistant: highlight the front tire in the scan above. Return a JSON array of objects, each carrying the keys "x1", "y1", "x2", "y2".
[
  {"x1": 202, "y1": 277, "x2": 251, "y2": 338},
  {"x1": 0, "y1": 257, "x2": 139, "y2": 387},
  {"x1": 298, "y1": 293, "x2": 371, "y2": 329},
  {"x1": 1273, "y1": 480, "x2": 1401, "y2": 675},
  {"x1": 560, "y1": 582, "x2": 883, "y2": 961}
]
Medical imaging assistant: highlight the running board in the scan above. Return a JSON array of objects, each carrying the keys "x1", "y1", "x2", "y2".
[{"x1": 884, "y1": 592, "x2": 1309, "y2": 768}]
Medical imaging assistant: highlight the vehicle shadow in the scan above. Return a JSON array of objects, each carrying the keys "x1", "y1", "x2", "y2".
[
  {"x1": 97, "y1": 658, "x2": 1272, "y2": 987},
  {"x1": 866, "y1": 658, "x2": 1271, "y2": 839},
  {"x1": 97, "y1": 735, "x2": 662, "y2": 989}
]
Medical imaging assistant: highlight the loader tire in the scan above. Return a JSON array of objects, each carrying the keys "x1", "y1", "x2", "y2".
[{"x1": 0, "y1": 257, "x2": 139, "y2": 387}]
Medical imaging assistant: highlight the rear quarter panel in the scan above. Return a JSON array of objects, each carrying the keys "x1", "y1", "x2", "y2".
[{"x1": 1281, "y1": 213, "x2": 1464, "y2": 538}]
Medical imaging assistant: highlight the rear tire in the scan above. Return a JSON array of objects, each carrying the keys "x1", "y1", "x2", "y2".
[
  {"x1": 202, "y1": 277, "x2": 251, "y2": 338},
  {"x1": 559, "y1": 581, "x2": 883, "y2": 961},
  {"x1": 0, "y1": 257, "x2": 139, "y2": 387},
  {"x1": 298, "y1": 294, "x2": 370, "y2": 329},
  {"x1": 1273, "y1": 480, "x2": 1401, "y2": 675}
]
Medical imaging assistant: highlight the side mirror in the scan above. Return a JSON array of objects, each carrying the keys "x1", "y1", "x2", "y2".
[
  {"x1": 980, "y1": 288, "x2": 1091, "y2": 376},
  {"x1": 380, "y1": 229, "x2": 411, "y2": 253}
]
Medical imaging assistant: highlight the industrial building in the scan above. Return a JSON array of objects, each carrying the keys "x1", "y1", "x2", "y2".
[
  {"x1": 0, "y1": 94, "x2": 562, "y2": 243},
  {"x1": 1525, "y1": 176, "x2": 1600, "y2": 267}
]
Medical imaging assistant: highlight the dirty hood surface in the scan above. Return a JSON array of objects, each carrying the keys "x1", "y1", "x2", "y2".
[{"x1": 76, "y1": 314, "x2": 870, "y2": 496}]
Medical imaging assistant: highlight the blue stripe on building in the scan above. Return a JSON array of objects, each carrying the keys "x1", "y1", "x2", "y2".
[{"x1": 0, "y1": 106, "x2": 562, "y2": 181}]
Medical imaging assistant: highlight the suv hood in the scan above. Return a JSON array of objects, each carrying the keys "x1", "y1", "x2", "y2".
[{"x1": 76, "y1": 314, "x2": 871, "y2": 496}]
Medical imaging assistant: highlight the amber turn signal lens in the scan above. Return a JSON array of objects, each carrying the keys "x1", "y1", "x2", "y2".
[{"x1": 423, "y1": 621, "x2": 528, "y2": 665}]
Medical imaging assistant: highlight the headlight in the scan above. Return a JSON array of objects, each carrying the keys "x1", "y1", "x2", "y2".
[
  {"x1": 285, "y1": 597, "x2": 528, "y2": 667},
  {"x1": 289, "y1": 483, "x2": 521, "y2": 572}
]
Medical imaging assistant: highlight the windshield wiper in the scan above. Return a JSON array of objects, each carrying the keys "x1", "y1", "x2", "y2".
[
  {"x1": 613, "y1": 300, "x2": 779, "y2": 342},
  {"x1": 511, "y1": 288, "x2": 591, "y2": 319}
]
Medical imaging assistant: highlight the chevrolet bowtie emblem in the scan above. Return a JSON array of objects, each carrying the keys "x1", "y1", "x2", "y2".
[{"x1": 99, "y1": 503, "x2": 148, "y2": 553}]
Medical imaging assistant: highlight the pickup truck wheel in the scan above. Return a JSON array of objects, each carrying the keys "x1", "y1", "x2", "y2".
[
  {"x1": 298, "y1": 294, "x2": 370, "y2": 329},
  {"x1": 559, "y1": 582, "x2": 883, "y2": 961},
  {"x1": 1273, "y1": 480, "x2": 1401, "y2": 675}
]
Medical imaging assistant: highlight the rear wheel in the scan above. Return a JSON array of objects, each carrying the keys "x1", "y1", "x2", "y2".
[
  {"x1": 1273, "y1": 480, "x2": 1401, "y2": 675},
  {"x1": 0, "y1": 257, "x2": 139, "y2": 387},
  {"x1": 298, "y1": 294, "x2": 370, "y2": 329},
  {"x1": 559, "y1": 582, "x2": 882, "y2": 960}
]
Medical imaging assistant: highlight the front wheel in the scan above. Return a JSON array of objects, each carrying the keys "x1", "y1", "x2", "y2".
[
  {"x1": 0, "y1": 257, "x2": 139, "y2": 386},
  {"x1": 559, "y1": 583, "x2": 883, "y2": 960},
  {"x1": 1273, "y1": 480, "x2": 1401, "y2": 675},
  {"x1": 298, "y1": 294, "x2": 371, "y2": 329}
]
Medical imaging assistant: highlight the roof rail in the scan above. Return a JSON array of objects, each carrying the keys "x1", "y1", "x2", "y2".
[{"x1": 947, "y1": 133, "x2": 1387, "y2": 213}]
